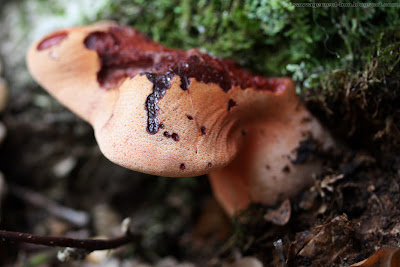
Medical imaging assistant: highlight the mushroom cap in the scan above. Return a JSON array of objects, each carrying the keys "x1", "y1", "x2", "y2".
[
  {"x1": 27, "y1": 22, "x2": 307, "y2": 178},
  {"x1": 27, "y1": 22, "x2": 114, "y2": 123},
  {"x1": 27, "y1": 22, "x2": 334, "y2": 215}
]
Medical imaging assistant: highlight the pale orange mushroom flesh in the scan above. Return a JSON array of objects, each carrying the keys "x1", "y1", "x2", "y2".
[{"x1": 26, "y1": 22, "x2": 334, "y2": 215}]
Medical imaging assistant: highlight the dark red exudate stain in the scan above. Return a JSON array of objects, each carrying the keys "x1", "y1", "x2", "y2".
[
  {"x1": 207, "y1": 162, "x2": 212, "y2": 168},
  {"x1": 200, "y1": 126, "x2": 206, "y2": 135},
  {"x1": 282, "y1": 165, "x2": 291, "y2": 173},
  {"x1": 187, "y1": 115, "x2": 193, "y2": 120},
  {"x1": 84, "y1": 25, "x2": 283, "y2": 134},
  {"x1": 83, "y1": 26, "x2": 284, "y2": 92},
  {"x1": 163, "y1": 131, "x2": 179, "y2": 141},
  {"x1": 171, "y1": 133, "x2": 180, "y2": 141},
  {"x1": 37, "y1": 31, "x2": 68, "y2": 51},
  {"x1": 180, "y1": 163, "x2": 186, "y2": 170},
  {"x1": 228, "y1": 98, "x2": 237, "y2": 111},
  {"x1": 144, "y1": 73, "x2": 173, "y2": 134}
]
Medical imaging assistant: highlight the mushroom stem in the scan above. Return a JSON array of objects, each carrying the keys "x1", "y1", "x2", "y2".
[{"x1": 209, "y1": 81, "x2": 334, "y2": 216}]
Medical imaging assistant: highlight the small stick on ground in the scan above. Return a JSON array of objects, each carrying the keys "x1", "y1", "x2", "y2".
[{"x1": 0, "y1": 230, "x2": 141, "y2": 251}]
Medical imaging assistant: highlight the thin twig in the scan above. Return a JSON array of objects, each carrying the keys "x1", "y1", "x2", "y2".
[
  {"x1": 9, "y1": 185, "x2": 89, "y2": 227},
  {"x1": 0, "y1": 230, "x2": 141, "y2": 251}
]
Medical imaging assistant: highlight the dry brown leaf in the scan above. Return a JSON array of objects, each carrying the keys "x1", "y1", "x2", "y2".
[
  {"x1": 264, "y1": 199, "x2": 291, "y2": 226},
  {"x1": 350, "y1": 247, "x2": 400, "y2": 267},
  {"x1": 292, "y1": 214, "x2": 355, "y2": 266}
]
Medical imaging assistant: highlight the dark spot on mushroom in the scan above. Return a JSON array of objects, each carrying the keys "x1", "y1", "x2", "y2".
[
  {"x1": 143, "y1": 73, "x2": 173, "y2": 134},
  {"x1": 282, "y1": 165, "x2": 290, "y2": 173},
  {"x1": 200, "y1": 126, "x2": 206, "y2": 135},
  {"x1": 227, "y1": 99, "x2": 237, "y2": 111},
  {"x1": 180, "y1": 163, "x2": 186, "y2": 170},
  {"x1": 159, "y1": 123, "x2": 164, "y2": 129},
  {"x1": 37, "y1": 31, "x2": 68, "y2": 51},
  {"x1": 187, "y1": 115, "x2": 193, "y2": 120},
  {"x1": 291, "y1": 136, "x2": 318, "y2": 165},
  {"x1": 163, "y1": 131, "x2": 179, "y2": 141},
  {"x1": 179, "y1": 75, "x2": 191, "y2": 90},
  {"x1": 241, "y1": 130, "x2": 247, "y2": 135},
  {"x1": 207, "y1": 162, "x2": 212, "y2": 168},
  {"x1": 301, "y1": 117, "x2": 312, "y2": 124},
  {"x1": 300, "y1": 130, "x2": 313, "y2": 138},
  {"x1": 266, "y1": 165, "x2": 270, "y2": 170},
  {"x1": 171, "y1": 133, "x2": 180, "y2": 141}
]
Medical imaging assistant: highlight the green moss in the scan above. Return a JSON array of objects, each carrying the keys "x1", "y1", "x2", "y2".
[
  {"x1": 305, "y1": 27, "x2": 400, "y2": 155},
  {"x1": 94, "y1": 0, "x2": 400, "y2": 80}
]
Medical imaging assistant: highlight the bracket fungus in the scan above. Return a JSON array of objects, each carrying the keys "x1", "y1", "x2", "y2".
[{"x1": 27, "y1": 22, "x2": 334, "y2": 215}]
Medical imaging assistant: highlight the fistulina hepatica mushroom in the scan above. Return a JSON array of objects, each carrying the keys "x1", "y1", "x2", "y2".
[{"x1": 27, "y1": 21, "x2": 334, "y2": 216}]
